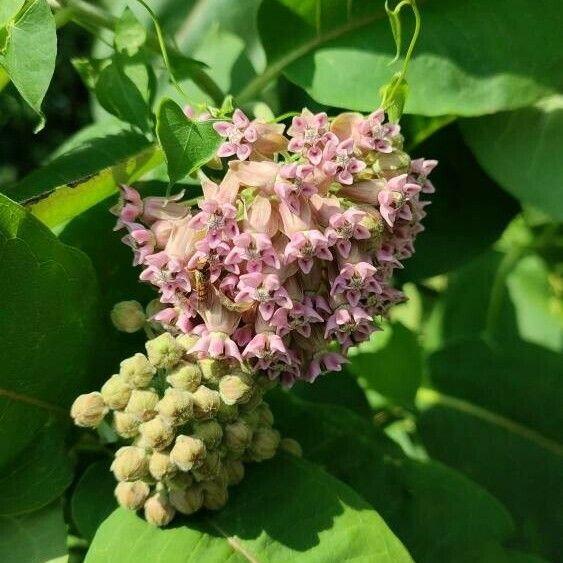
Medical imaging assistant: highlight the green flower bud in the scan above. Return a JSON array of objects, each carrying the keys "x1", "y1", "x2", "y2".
[
  {"x1": 255, "y1": 373, "x2": 277, "y2": 392},
  {"x1": 279, "y1": 437, "x2": 303, "y2": 457},
  {"x1": 111, "y1": 446, "x2": 149, "y2": 481},
  {"x1": 219, "y1": 372, "x2": 254, "y2": 405},
  {"x1": 239, "y1": 389, "x2": 263, "y2": 413},
  {"x1": 101, "y1": 375, "x2": 132, "y2": 410},
  {"x1": 157, "y1": 388, "x2": 193, "y2": 425},
  {"x1": 119, "y1": 353, "x2": 156, "y2": 388},
  {"x1": 113, "y1": 411, "x2": 141, "y2": 438},
  {"x1": 145, "y1": 299, "x2": 165, "y2": 332},
  {"x1": 169, "y1": 485, "x2": 203, "y2": 515},
  {"x1": 139, "y1": 416, "x2": 175, "y2": 451},
  {"x1": 202, "y1": 480, "x2": 228, "y2": 511},
  {"x1": 166, "y1": 361, "x2": 201, "y2": 392},
  {"x1": 192, "y1": 450, "x2": 222, "y2": 481},
  {"x1": 148, "y1": 451, "x2": 177, "y2": 481},
  {"x1": 254, "y1": 402, "x2": 274, "y2": 426},
  {"x1": 223, "y1": 458, "x2": 245, "y2": 485},
  {"x1": 169, "y1": 435, "x2": 206, "y2": 471},
  {"x1": 192, "y1": 386, "x2": 221, "y2": 420},
  {"x1": 240, "y1": 409, "x2": 260, "y2": 428},
  {"x1": 146, "y1": 333, "x2": 184, "y2": 369},
  {"x1": 248, "y1": 427, "x2": 280, "y2": 462},
  {"x1": 216, "y1": 401, "x2": 239, "y2": 423},
  {"x1": 197, "y1": 358, "x2": 228, "y2": 385},
  {"x1": 125, "y1": 389, "x2": 159, "y2": 421},
  {"x1": 70, "y1": 392, "x2": 107, "y2": 428},
  {"x1": 144, "y1": 492, "x2": 175, "y2": 527},
  {"x1": 110, "y1": 300, "x2": 146, "y2": 333},
  {"x1": 165, "y1": 470, "x2": 193, "y2": 491},
  {"x1": 193, "y1": 420, "x2": 223, "y2": 450},
  {"x1": 176, "y1": 334, "x2": 199, "y2": 353},
  {"x1": 223, "y1": 421, "x2": 252, "y2": 457},
  {"x1": 114, "y1": 480, "x2": 150, "y2": 510},
  {"x1": 372, "y1": 150, "x2": 411, "y2": 180}
]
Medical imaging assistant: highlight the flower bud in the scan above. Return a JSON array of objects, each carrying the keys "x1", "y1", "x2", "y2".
[
  {"x1": 139, "y1": 416, "x2": 175, "y2": 451},
  {"x1": 169, "y1": 435, "x2": 206, "y2": 471},
  {"x1": 176, "y1": 334, "x2": 199, "y2": 353},
  {"x1": 119, "y1": 353, "x2": 156, "y2": 388},
  {"x1": 216, "y1": 401, "x2": 239, "y2": 423},
  {"x1": 219, "y1": 372, "x2": 253, "y2": 405},
  {"x1": 166, "y1": 361, "x2": 201, "y2": 392},
  {"x1": 372, "y1": 150, "x2": 411, "y2": 180},
  {"x1": 193, "y1": 420, "x2": 223, "y2": 450},
  {"x1": 148, "y1": 451, "x2": 177, "y2": 481},
  {"x1": 157, "y1": 388, "x2": 193, "y2": 425},
  {"x1": 279, "y1": 437, "x2": 303, "y2": 457},
  {"x1": 115, "y1": 480, "x2": 150, "y2": 510},
  {"x1": 239, "y1": 389, "x2": 263, "y2": 413},
  {"x1": 223, "y1": 421, "x2": 252, "y2": 456},
  {"x1": 202, "y1": 480, "x2": 229, "y2": 511},
  {"x1": 198, "y1": 358, "x2": 228, "y2": 385},
  {"x1": 223, "y1": 458, "x2": 245, "y2": 485},
  {"x1": 101, "y1": 375, "x2": 132, "y2": 410},
  {"x1": 165, "y1": 470, "x2": 193, "y2": 491},
  {"x1": 169, "y1": 485, "x2": 203, "y2": 515},
  {"x1": 192, "y1": 451, "x2": 222, "y2": 481},
  {"x1": 146, "y1": 333, "x2": 184, "y2": 369},
  {"x1": 125, "y1": 389, "x2": 159, "y2": 421},
  {"x1": 254, "y1": 402, "x2": 274, "y2": 426},
  {"x1": 110, "y1": 300, "x2": 146, "y2": 333},
  {"x1": 111, "y1": 446, "x2": 149, "y2": 481},
  {"x1": 248, "y1": 427, "x2": 280, "y2": 461},
  {"x1": 192, "y1": 386, "x2": 221, "y2": 420},
  {"x1": 113, "y1": 411, "x2": 141, "y2": 438},
  {"x1": 71, "y1": 392, "x2": 107, "y2": 428},
  {"x1": 144, "y1": 492, "x2": 175, "y2": 527}
]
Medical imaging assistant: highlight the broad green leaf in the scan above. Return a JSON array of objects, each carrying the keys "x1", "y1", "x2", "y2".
[
  {"x1": 399, "y1": 125, "x2": 519, "y2": 281},
  {"x1": 251, "y1": 0, "x2": 563, "y2": 116},
  {"x1": 461, "y1": 96, "x2": 563, "y2": 220},
  {"x1": 0, "y1": 195, "x2": 98, "y2": 471},
  {"x1": 71, "y1": 461, "x2": 116, "y2": 542},
  {"x1": 418, "y1": 338, "x2": 563, "y2": 559},
  {"x1": 0, "y1": 0, "x2": 24, "y2": 28},
  {"x1": 0, "y1": 502, "x2": 67, "y2": 563},
  {"x1": 9, "y1": 125, "x2": 162, "y2": 228},
  {"x1": 348, "y1": 322, "x2": 422, "y2": 408},
  {"x1": 86, "y1": 454, "x2": 412, "y2": 562},
  {"x1": 114, "y1": 7, "x2": 146, "y2": 55},
  {"x1": 269, "y1": 392, "x2": 517, "y2": 563},
  {"x1": 0, "y1": 422, "x2": 72, "y2": 515},
  {"x1": 0, "y1": 0, "x2": 56, "y2": 131},
  {"x1": 156, "y1": 98, "x2": 221, "y2": 184}
]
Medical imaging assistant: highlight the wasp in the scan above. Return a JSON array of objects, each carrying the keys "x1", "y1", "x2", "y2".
[{"x1": 193, "y1": 257, "x2": 211, "y2": 307}]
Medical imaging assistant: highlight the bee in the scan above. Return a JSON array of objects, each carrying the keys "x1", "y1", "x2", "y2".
[{"x1": 193, "y1": 257, "x2": 211, "y2": 307}]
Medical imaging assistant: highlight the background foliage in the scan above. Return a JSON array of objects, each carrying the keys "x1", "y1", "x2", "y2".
[{"x1": 0, "y1": 1, "x2": 561, "y2": 561}]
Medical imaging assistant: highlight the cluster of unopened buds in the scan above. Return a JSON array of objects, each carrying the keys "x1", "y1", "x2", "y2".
[
  {"x1": 71, "y1": 332, "x2": 300, "y2": 526},
  {"x1": 113, "y1": 105, "x2": 436, "y2": 385}
]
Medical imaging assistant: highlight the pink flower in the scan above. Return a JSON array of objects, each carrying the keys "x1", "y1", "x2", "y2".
[
  {"x1": 325, "y1": 305, "x2": 373, "y2": 345},
  {"x1": 225, "y1": 232, "x2": 279, "y2": 272},
  {"x1": 112, "y1": 185, "x2": 143, "y2": 230},
  {"x1": 271, "y1": 302, "x2": 323, "y2": 337},
  {"x1": 322, "y1": 137, "x2": 366, "y2": 185},
  {"x1": 377, "y1": 174, "x2": 422, "y2": 227},
  {"x1": 214, "y1": 109, "x2": 257, "y2": 160},
  {"x1": 242, "y1": 331, "x2": 290, "y2": 368},
  {"x1": 331, "y1": 262, "x2": 381, "y2": 306},
  {"x1": 188, "y1": 200, "x2": 238, "y2": 246},
  {"x1": 121, "y1": 223, "x2": 155, "y2": 265},
  {"x1": 354, "y1": 109, "x2": 400, "y2": 153},
  {"x1": 274, "y1": 163, "x2": 317, "y2": 213},
  {"x1": 284, "y1": 230, "x2": 332, "y2": 274},
  {"x1": 325, "y1": 208, "x2": 370, "y2": 257},
  {"x1": 236, "y1": 272, "x2": 292, "y2": 321},
  {"x1": 410, "y1": 158, "x2": 438, "y2": 193},
  {"x1": 287, "y1": 109, "x2": 330, "y2": 165}
]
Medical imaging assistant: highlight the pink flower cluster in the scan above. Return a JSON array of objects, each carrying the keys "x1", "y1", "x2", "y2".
[{"x1": 114, "y1": 107, "x2": 436, "y2": 386}]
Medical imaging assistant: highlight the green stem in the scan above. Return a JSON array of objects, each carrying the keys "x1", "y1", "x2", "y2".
[{"x1": 55, "y1": 0, "x2": 224, "y2": 106}]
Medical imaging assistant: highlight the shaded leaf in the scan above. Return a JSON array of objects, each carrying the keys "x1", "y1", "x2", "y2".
[
  {"x1": 86, "y1": 454, "x2": 412, "y2": 562},
  {"x1": 0, "y1": 0, "x2": 24, "y2": 28},
  {"x1": 0, "y1": 0, "x2": 56, "y2": 130},
  {"x1": 114, "y1": 7, "x2": 146, "y2": 55}
]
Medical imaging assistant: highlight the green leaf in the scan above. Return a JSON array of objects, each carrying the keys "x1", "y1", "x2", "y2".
[
  {"x1": 114, "y1": 7, "x2": 146, "y2": 55},
  {"x1": 0, "y1": 194, "x2": 98, "y2": 472},
  {"x1": 86, "y1": 454, "x2": 412, "y2": 562},
  {"x1": 399, "y1": 125, "x2": 519, "y2": 281},
  {"x1": 348, "y1": 322, "x2": 422, "y2": 407},
  {"x1": 0, "y1": 422, "x2": 72, "y2": 515},
  {"x1": 269, "y1": 392, "x2": 517, "y2": 563},
  {"x1": 251, "y1": 0, "x2": 563, "y2": 116},
  {"x1": 461, "y1": 95, "x2": 563, "y2": 220},
  {"x1": 0, "y1": 0, "x2": 56, "y2": 131},
  {"x1": 156, "y1": 98, "x2": 221, "y2": 184},
  {"x1": 418, "y1": 338, "x2": 563, "y2": 559},
  {"x1": 0, "y1": 502, "x2": 67, "y2": 563},
  {"x1": 0, "y1": 0, "x2": 24, "y2": 28},
  {"x1": 71, "y1": 461, "x2": 116, "y2": 542},
  {"x1": 9, "y1": 124, "x2": 162, "y2": 228}
]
